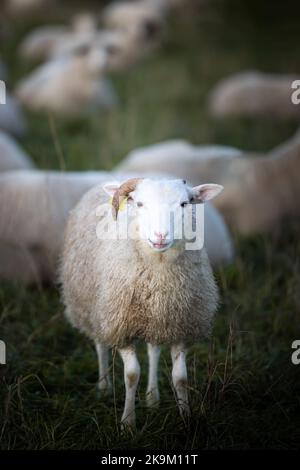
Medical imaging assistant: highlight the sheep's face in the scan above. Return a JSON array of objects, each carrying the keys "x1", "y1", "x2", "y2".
[{"x1": 103, "y1": 179, "x2": 223, "y2": 254}]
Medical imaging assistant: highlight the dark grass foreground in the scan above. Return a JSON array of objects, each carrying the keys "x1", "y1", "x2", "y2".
[{"x1": 1, "y1": 0, "x2": 300, "y2": 449}]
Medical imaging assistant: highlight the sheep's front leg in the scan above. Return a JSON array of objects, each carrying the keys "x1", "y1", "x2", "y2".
[
  {"x1": 95, "y1": 342, "x2": 111, "y2": 393},
  {"x1": 146, "y1": 343, "x2": 160, "y2": 407},
  {"x1": 119, "y1": 345, "x2": 140, "y2": 428},
  {"x1": 171, "y1": 344, "x2": 190, "y2": 418}
]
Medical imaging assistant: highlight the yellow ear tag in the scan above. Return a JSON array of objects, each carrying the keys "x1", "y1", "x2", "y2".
[{"x1": 109, "y1": 196, "x2": 128, "y2": 212}]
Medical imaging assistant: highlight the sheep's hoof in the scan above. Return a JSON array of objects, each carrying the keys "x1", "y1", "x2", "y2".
[
  {"x1": 179, "y1": 402, "x2": 191, "y2": 422},
  {"x1": 145, "y1": 388, "x2": 160, "y2": 408},
  {"x1": 120, "y1": 414, "x2": 136, "y2": 434},
  {"x1": 96, "y1": 378, "x2": 112, "y2": 396}
]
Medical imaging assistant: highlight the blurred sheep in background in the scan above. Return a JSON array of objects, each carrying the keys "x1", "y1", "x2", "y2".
[
  {"x1": 0, "y1": 130, "x2": 34, "y2": 171},
  {"x1": 102, "y1": 0, "x2": 166, "y2": 50},
  {"x1": 52, "y1": 29, "x2": 152, "y2": 73},
  {"x1": 15, "y1": 44, "x2": 118, "y2": 115},
  {"x1": 209, "y1": 71, "x2": 300, "y2": 120},
  {"x1": 117, "y1": 140, "x2": 242, "y2": 176},
  {"x1": 118, "y1": 129, "x2": 300, "y2": 235},
  {"x1": 18, "y1": 13, "x2": 98, "y2": 62},
  {"x1": 5, "y1": 0, "x2": 55, "y2": 16}
]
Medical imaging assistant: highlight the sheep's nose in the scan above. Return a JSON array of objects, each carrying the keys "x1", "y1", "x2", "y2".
[{"x1": 154, "y1": 231, "x2": 169, "y2": 242}]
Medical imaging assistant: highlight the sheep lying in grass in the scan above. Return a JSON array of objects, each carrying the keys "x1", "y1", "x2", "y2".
[
  {"x1": 18, "y1": 13, "x2": 97, "y2": 62},
  {"x1": 0, "y1": 92, "x2": 26, "y2": 137},
  {"x1": 0, "y1": 131, "x2": 34, "y2": 171},
  {"x1": 118, "y1": 131, "x2": 300, "y2": 235},
  {"x1": 60, "y1": 178, "x2": 223, "y2": 427},
  {"x1": 0, "y1": 170, "x2": 233, "y2": 284},
  {"x1": 209, "y1": 71, "x2": 300, "y2": 120},
  {"x1": 15, "y1": 46, "x2": 118, "y2": 115}
]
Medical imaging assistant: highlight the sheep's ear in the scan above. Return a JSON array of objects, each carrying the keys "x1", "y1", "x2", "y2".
[
  {"x1": 102, "y1": 181, "x2": 120, "y2": 197},
  {"x1": 190, "y1": 184, "x2": 224, "y2": 203}
]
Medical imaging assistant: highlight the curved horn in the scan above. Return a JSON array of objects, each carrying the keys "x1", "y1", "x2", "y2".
[{"x1": 112, "y1": 178, "x2": 143, "y2": 220}]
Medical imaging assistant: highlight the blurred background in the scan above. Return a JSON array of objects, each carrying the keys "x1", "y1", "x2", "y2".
[{"x1": 0, "y1": 0, "x2": 300, "y2": 450}]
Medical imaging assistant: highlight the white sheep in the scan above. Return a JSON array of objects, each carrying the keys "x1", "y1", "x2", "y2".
[
  {"x1": 15, "y1": 47, "x2": 118, "y2": 116},
  {"x1": 118, "y1": 131, "x2": 300, "y2": 235},
  {"x1": 0, "y1": 92, "x2": 26, "y2": 137},
  {"x1": 102, "y1": 0, "x2": 165, "y2": 51},
  {"x1": 18, "y1": 13, "x2": 97, "y2": 62},
  {"x1": 60, "y1": 177, "x2": 223, "y2": 427},
  {"x1": 0, "y1": 170, "x2": 233, "y2": 284},
  {"x1": 0, "y1": 130, "x2": 34, "y2": 172},
  {"x1": 117, "y1": 139, "x2": 242, "y2": 180},
  {"x1": 209, "y1": 71, "x2": 300, "y2": 119},
  {"x1": 52, "y1": 29, "x2": 149, "y2": 73}
]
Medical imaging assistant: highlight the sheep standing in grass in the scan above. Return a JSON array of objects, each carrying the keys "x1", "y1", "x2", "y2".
[
  {"x1": 60, "y1": 178, "x2": 223, "y2": 427},
  {"x1": 0, "y1": 170, "x2": 233, "y2": 284},
  {"x1": 209, "y1": 71, "x2": 300, "y2": 120}
]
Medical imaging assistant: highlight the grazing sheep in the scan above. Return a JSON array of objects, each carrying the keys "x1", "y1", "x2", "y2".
[
  {"x1": 0, "y1": 130, "x2": 34, "y2": 171},
  {"x1": 0, "y1": 92, "x2": 26, "y2": 137},
  {"x1": 209, "y1": 71, "x2": 300, "y2": 120},
  {"x1": 0, "y1": 170, "x2": 233, "y2": 284},
  {"x1": 15, "y1": 47, "x2": 118, "y2": 115},
  {"x1": 118, "y1": 131, "x2": 300, "y2": 235},
  {"x1": 60, "y1": 178, "x2": 223, "y2": 427}
]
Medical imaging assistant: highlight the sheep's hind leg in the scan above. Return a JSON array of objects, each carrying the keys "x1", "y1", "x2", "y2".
[
  {"x1": 95, "y1": 342, "x2": 112, "y2": 394},
  {"x1": 119, "y1": 345, "x2": 140, "y2": 429},
  {"x1": 171, "y1": 344, "x2": 190, "y2": 419},
  {"x1": 146, "y1": 343, "x2": 160, "y2": 408}
]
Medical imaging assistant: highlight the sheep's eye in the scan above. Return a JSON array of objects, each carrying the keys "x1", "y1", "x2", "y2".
[
  {"x1": 180, "y1": 202, "x2": 188, "y2": 208},
  {"x1": 137, "y1": 202, "x2": 143, "y2": 208}
]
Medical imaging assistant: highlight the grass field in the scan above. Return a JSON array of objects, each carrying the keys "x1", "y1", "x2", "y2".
[{"x1": 1, "y1": 0, "x2": 300, "y2": 449}]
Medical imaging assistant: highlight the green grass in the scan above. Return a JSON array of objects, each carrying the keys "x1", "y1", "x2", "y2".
[{"x1": 1, "y1": 0, "x2": 300, "y2": 450}]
